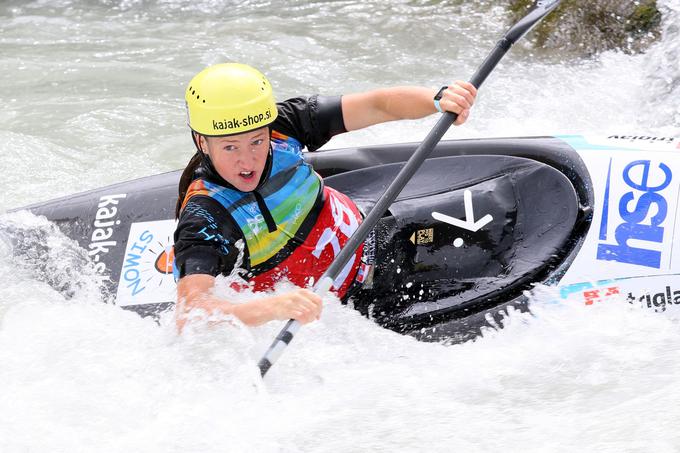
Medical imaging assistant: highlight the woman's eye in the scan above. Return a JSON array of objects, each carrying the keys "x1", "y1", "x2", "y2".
[
  {"x1": 252, "y1": 139, "x2": 264, "y2": 146},
  {"x1": 224, "y1": 145, "x2": 237, "y2": 151}
]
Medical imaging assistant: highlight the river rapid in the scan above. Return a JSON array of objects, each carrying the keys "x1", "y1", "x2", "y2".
[{"x1": 1, "y1": 1, "x2": 680, "y2": 452}]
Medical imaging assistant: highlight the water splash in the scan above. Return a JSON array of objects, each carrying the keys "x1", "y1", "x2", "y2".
[
  {"x1": 1, "y1": 1, "x2": 680, "y2": 451},
  {"x1": 643, "y1": 0, "x2": 680, "y2": 130},
  {"x1": 0, "y1": 211, "x2": 106, "y2": 303}
]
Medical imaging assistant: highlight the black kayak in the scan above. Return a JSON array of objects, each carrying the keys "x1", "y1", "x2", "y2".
[{"x1": 11, "y1": 136, "x2": 593, "y2": 342}]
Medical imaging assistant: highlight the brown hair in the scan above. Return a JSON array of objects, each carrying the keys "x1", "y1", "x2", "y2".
[{"x1": 175, "y1": 132, "x2": 204, "y2": 219}]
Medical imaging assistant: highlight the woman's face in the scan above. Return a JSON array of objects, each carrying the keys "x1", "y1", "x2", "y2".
[{"x1": 199, "y1": 127, "x2": 269, "y2": 192}]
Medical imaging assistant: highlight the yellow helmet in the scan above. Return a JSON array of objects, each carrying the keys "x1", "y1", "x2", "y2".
[{"x1": 185, "y1": 63, "x2": 278, "y2": 136}]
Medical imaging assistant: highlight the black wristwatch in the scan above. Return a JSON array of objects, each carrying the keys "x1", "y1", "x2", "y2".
[{"x1": 433, "y1": 85, "x2": 448, "y2": 113}]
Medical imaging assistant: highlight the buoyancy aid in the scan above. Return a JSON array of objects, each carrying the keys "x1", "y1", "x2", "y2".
[{"x1": 180, "y1": 131, "x2": 364, "y2": 297}]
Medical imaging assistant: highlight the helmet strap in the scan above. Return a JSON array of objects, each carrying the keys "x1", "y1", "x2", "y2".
[
  {"x1": 189, "y1": 131, "x2": 231, "y2": 188},
  {"x1": 255, "y1": 145, "x2": 273, "y2": 190},
  {"x1": 191, "y1": 131, "x2": 203, "y2": 154}
]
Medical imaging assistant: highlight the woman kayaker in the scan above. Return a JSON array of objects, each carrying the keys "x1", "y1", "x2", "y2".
[{"x1": 174, "y1": 63, "x2": 476, "y2": 328}]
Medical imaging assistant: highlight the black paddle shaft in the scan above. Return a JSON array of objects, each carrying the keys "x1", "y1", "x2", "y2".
[
  {"x1": 258, "y1": 0, "x2": 561, "y2": 377},
  {"x1": 320, "y1": 0, "x2": 562, "y2": 285},
  {"x1": 321, "y1": 47, "x2": 503, "y2": 282}
]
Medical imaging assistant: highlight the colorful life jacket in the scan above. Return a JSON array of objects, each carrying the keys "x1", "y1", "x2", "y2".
[{"x1": 180, "y1": 131, "x2": 364, "y2": 297}]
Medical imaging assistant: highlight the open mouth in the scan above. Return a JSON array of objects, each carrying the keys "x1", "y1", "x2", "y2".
[{"x1": 239, "y1": 171, "x2": 255, "y2": 180}]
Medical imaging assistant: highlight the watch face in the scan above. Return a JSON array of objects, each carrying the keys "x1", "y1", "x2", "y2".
[{"x1": 434, "y1": 85, "x2": 448, "y2": 100}]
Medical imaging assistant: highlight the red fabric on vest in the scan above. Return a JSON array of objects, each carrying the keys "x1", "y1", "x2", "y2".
[{"x1": 248, "y1": 185, "x2": 363, "y2": 298}]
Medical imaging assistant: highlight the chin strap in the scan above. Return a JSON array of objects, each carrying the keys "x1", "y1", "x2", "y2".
[{"x1": 255, "y1": 146, "x2": 273, "y2": 190}]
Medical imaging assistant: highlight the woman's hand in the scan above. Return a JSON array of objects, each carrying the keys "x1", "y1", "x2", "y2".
[
  {"x1": 264, "y1": 288, "x2": 323, "y2": 324},
  {"x1": 176, "y1": 275, "x2": 323, "y2": 329},
  {"x1": 437, "y1": 80, "x2": 477, "y2": 125}
]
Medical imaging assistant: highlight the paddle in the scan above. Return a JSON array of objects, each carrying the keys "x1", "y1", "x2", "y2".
[{"x1": 258, "y1": 0, "x2": 562, "y2": 377}]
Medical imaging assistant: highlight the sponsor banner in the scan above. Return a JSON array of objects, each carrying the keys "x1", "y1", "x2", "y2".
[
  {"x1": 88, "y1": 193, "x2": 127, "y2": 274},
  {"x1": 561, "y1": 150, "x2": 680, "y2": 284},
  {"x1": 558, "y1": 279, "x2": 623, "y2": 306},
  {"x1": 603, "y1": 134, "x2": 680, "y2": 151},
  {"x1": 557, "y1": 274, "x2": 680, "y2": 313},
  {"x1": 559, "y1": 134, "x2": 680, "y2": 152},
  {"x1": 596, "y1": 157, "x2": 676, "y2": 270},
  {"x1": 115, "y1": 219, "x2": 178, "y2": 307}
]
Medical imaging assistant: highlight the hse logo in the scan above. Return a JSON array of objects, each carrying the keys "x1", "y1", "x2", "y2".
[
  {"x1": 116, "y1": 219, "x2": 178, "y2": 307},
  {"x1": 597, "y1": 159, "x2": 674, "y2": 269}
]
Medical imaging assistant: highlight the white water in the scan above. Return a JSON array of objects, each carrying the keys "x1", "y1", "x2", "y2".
[{"x1": 1, "y1": 1, "x2": 680, "y2": 451}]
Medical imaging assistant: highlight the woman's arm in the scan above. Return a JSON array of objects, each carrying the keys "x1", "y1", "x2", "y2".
[
  {"x1": 176, "y1": 274, "x2": 323, "y2": 330},
  {"x1": 341, "y1": 81, "x2": 477, "y2": 131}
]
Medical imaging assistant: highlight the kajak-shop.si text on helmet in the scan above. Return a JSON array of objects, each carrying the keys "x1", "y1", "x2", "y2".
[{"x1": 185, "y1": 63, "x2": 278, "y2": 136}]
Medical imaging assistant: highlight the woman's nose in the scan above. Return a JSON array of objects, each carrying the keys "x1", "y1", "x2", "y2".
[{"x1": 237, "y1": 148, "x2": 256, "y2": 165}]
